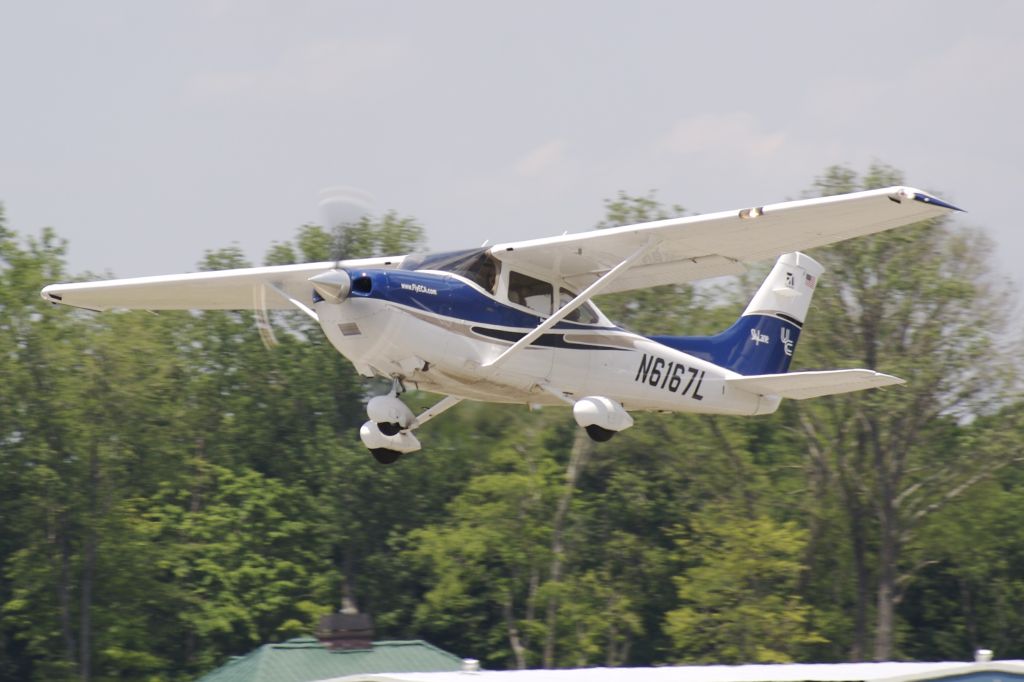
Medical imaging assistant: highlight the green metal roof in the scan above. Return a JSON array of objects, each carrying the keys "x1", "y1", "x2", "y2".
[{"x1": 196, "y1": 638, "x2": 465, "y2": 682}]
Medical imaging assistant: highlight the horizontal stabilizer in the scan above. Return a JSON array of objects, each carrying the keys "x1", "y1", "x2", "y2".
[{"x1": 726, "y1": 369, "x2": 904, "y2": 400}]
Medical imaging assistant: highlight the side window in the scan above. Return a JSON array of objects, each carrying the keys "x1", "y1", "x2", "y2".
[
  {"x1": 559, "y1": 288, "x2": 599, "y2": 324},
  {"x1": 508, "y1": 271, "x2": 552, "y2": 315}
]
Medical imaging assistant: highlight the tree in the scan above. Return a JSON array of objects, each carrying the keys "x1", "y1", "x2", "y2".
[
  {"x1": 265, "y1": 211, "x2": 425, "y2": 265},
  {"x1": 665, "y1": 509, "x2": 825, "y2": 663},
  {"x1": 791, "y1": 164, "x2": 1019, "y2": 660},
  {"x1": 901, "y1": 414, "x2": 1024, "y2": 659},
  {"x1": 406, "y1": 413, "x2": 566, "y2": 669}
]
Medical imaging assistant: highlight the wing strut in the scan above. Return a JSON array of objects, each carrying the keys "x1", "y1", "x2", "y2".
[
  {"x1": 483, "y1": 238, "x2": 658, "y2": 370},
  {"x1": 411, "y1": 394, "x2": 463, "y2": 429}
]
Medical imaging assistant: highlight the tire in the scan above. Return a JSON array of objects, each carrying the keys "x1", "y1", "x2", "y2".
[
  {"x1": 370, "y1": 448, "x2": 402, "y2": 464},
  {"x1": 585, "y1": 424, "x2": 616, "y2": 442}
]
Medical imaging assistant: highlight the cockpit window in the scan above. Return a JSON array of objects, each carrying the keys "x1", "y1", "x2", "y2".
[
  {"x1": 560, "y1": 288, "x2": 599, "y2": 324},
  {"x1": 508, "y1": 271, "x2": 552, "y2": 315},
  {"x1": 400, "y1": 248, "x2": 498, "y2": 292}
]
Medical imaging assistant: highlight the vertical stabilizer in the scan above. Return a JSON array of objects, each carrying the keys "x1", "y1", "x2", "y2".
[
  {"x1": 650, "y1": 252, "x2": 824, "y2": 375},
  {"x1": 743, "y1": 252, "x2": 824, "y2": 325}
]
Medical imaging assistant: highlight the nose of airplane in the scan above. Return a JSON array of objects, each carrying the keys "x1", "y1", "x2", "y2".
[{"x1": 309, "y1": 269, "x2": 352, "y2": 303}]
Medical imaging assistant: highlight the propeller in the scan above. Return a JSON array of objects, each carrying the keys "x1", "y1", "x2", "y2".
[
  {"x1": 253, "y1": 186, "x2": 372, "y2": 350},
  {"x1": 253, "y1": 283, "x2": 280, "y2": 349}
]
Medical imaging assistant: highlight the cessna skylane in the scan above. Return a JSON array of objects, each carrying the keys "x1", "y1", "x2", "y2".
[{"x1": 41, "y1": 186, "x2": 961, "y2": 463}]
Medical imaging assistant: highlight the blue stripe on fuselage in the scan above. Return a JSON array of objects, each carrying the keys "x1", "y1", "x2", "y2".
[{"x1": 344, "y1": 268, "x2": 617, "y2": 331}]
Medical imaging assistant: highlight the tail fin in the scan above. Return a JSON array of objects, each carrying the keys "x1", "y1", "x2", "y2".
[{"x1": 651, "y1": 252, "x2": 824, "y2": 375}]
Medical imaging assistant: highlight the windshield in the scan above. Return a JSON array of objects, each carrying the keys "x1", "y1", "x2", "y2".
[
  {"x1": 560, "y1": 288, "x2": 599, "y2": 324},
  {"x1": 400, "y1": 248, "x2": 499, "y2": 292}
]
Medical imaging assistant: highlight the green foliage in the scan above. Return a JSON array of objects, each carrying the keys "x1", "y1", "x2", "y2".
[
  {"x1": 145, "y1": 462, "x2": 330, "y2": 669},
  {"x1": 264, "y1": 211, "x2": 426, "y2": 266},
  {"x1": 787, "y1": 163, "x2": 1018, "y2": 660},
  {"x1": 200, "y1": 244, "x2": 251, "y2": 271},
  {"x1": 665, "y1": 511, "x2": 825, "y2": 663},
  {"x1": 406, "y1": 417, "x2": 564, "y2": 669},
  {"x1": 594, "y1": 190, "x2": 685, "y2": 230}
]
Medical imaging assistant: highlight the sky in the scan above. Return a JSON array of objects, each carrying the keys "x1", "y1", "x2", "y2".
[{"x1": 1, "y1": 1, "x2": 1022, "y2": 281}]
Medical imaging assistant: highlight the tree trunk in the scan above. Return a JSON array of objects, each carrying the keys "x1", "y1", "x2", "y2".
[
  {"x1": 504, "y1": 598, "x2": 528, "y2": 670},
  {"x1": 849, "y1": 515, "x2": 870, "y2": 661},
  {"x1": 839, "y1": 435, "x2": 871, "y2": 662},
  {"x1": 542, "y1": 429, "x2": 592, "y2": 668},
  {"x1": 79, "y1": 527, "x2": 95, "y2": 682},
  {"x1": 79, "y1": 446, "x2": 100, "y2": 682},
  {"x1": 57, "y1": 520, "x2": 76, "y2": 670},
  {"x1": 342, "y1": 552, "x2": 359, "y2": 613},
  {"x1": 873, "y1": 534, "x2": 897, "y2": 661},
  {"x1": 872, "y1": 416, "x2": 899, "y2": 662},
  {"x1": 959, "y1": 576, "x2": 978, "y2": 651}
]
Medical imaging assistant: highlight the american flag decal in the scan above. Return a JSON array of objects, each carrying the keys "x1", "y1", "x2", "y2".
[{"x1": 805, "y1": 273, "x2": 817, "y2": 289}]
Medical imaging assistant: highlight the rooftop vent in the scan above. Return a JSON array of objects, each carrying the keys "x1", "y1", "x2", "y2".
[{"x1": 316, "y1": 612, "x2": 375, "y2": 651}]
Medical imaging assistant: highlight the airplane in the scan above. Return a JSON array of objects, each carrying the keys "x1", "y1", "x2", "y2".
[{"x1": 41, "y1": 186, "x2": 961, "y2": 464}]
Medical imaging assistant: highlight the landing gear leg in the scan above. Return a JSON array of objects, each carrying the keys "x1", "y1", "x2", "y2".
[
  {"x1": 359, "y1": 386, "x2": 464, "y2": 464},
  {"x1": 369, "y1": 378, "x2": 411, "y2": 437}
]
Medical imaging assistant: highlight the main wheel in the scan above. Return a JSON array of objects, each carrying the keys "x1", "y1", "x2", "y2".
[
  {"x1": 585, "y1": 424, "x2": 616, "y2": 442},
  {"x1": 370, "y1": 448, "x2": 403, "y2": 465}
]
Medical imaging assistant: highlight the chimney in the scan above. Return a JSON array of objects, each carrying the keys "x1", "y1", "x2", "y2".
[{"x1": 316, "y1": 611, "x2": 375, "y2": 651}]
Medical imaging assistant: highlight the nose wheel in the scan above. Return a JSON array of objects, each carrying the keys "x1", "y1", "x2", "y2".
[
  {"x1": 369, "y1": 448, "x2": 403, "y2": 465},
  {"x1": 359, "y1": 382, "x2": 463, "y2": 464},
  {"x1": 377, "y1": 421, "x2": 403, "y2": 436}
]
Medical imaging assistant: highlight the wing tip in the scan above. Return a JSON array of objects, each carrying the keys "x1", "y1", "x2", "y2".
[
  {"x1": 40, "y1": 284, "x2": 105, "y2": 311},
  {"x1": 871, "y1": 371, "x2": 906, "y2": 387},
  {"x1": 891, "y1": 187, "x2": 965, "y2": 213},
  {"x1": 913, "y1": 191, "x2": 964, "y2": 213}
]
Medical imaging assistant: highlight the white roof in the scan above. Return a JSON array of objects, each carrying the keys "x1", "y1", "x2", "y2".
[{"x1": 323, "y1": 660, "x2": 1024, "y2": 682}]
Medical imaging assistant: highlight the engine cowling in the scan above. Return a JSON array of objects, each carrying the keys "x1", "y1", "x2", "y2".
[{"x1": 573, "y1": 396, "x2": 634, "y2": 442}]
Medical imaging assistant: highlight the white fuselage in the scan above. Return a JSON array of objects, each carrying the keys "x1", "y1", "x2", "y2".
[{"x1": 314, "y1": 272, "x2": 780, "y2": 417}]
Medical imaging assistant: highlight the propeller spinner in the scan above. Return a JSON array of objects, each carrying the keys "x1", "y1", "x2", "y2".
[{"x1": 309, "y1": 269, "x2": 352, "y2": 304}]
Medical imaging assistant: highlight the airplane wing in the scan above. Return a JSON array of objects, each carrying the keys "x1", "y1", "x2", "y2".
[
  {"x1": 41, "y1": 186, "x2": 960, "y2": 311},
  {"x1": 40, "y1": 256, "x2": 403, "y2": 311},
  {"x1": 490, "y1": 186, "x2": 962, "y2": 294}
]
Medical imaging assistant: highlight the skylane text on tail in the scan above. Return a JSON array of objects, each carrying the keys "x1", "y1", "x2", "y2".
[{"x1": 41, "y1": 186, "x2": 962, "y2": 463}]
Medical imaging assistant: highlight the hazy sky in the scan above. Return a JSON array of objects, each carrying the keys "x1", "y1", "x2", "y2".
[{"x1": 2, "y1": 1, "x2": 1022, "y2": 281}]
